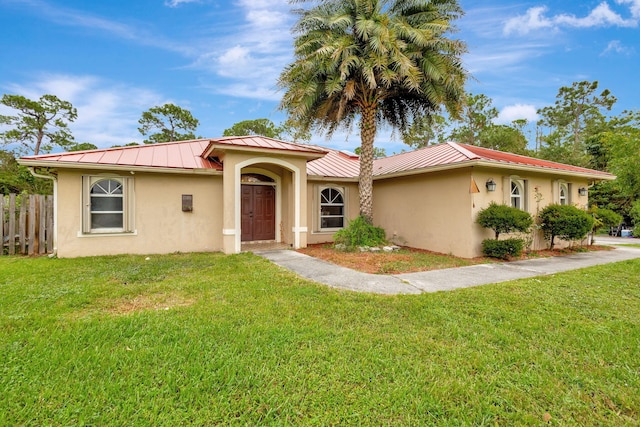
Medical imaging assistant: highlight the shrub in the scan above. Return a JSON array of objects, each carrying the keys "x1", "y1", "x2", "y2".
[
  {"x1": 476, "y1": 202, "x2": 533, "y2": 239},
  {"x1": 588, "y1": 206, "x2": 623, "y2": 243},
  {"x1": 333, "y1": 216, "x2": 386, "y2": 249},
  {"x1": 538, "y1": 204, "x2": 595, "y2": 249},
  {"x1": 481, "y1": 238, "x2": 525, "y2": 259},
  {"x1": 630, "y1": 200, "x2": 640, "y2": 227}
]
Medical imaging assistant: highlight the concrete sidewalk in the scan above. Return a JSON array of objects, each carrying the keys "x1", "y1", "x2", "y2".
[{"x1": 257, "y1": 237, "x2": 640, "y2": 295}]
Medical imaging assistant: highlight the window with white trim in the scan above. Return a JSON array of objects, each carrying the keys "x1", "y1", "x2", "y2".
[
  {"x1": 510, "y1": 179, "x2": 526, "y2": 210},
  {"x1": 319, "y1": 187, "x2": 344, "y2": 230},
  {"x1": 559, "y1": 183, "x2": 568, "y2": 205},
  {"x1": 83, "y1": 176, "x2": 134, "y2": 233}
]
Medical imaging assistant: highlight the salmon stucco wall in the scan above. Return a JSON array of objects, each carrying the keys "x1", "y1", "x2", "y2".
[
  {"x1": 470, "y1": 168, "x2": 591, "y2": 254},
  {"x1": 373, "y1": 169, "x2": 476, "y2": 258},
  {"x1": 55, "y1": 170, "x2": 223, "y2": 258},
  {"x1": 306, "y1": 180, "x2": 359, "y2": 245}
]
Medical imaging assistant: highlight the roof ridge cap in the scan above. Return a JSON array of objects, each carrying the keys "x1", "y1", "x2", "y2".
[{"x1": 447, "y1": 141, "x2": 480, "y2": 160}]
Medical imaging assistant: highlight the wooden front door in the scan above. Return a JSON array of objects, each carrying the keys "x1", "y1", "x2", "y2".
[{"x1": 241, "y1": 185, "x2": 276, "y2": 241}]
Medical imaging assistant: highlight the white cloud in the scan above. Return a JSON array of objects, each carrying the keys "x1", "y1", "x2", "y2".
[
  {"x1": 4, "y1": 74, "x2": 164, "y2": 148},
  {"x1": 164, "y1": 0, "x2": 200, "y2": 7},
  {"x1": 188, "y1": 0, "x2": 294, "y2": 101},
  {"x1": 495, "y1": 104, "x2": 539, "y2": 124},
  {"x1": 601, "y1": 39, "x2": 635, "y2": 55},
  {"x1": 504, "y1": 2, "x2": 638, "y2": 35},
  {"x1": 617, "y1": 0, "x2": 640, "y2": 18}
]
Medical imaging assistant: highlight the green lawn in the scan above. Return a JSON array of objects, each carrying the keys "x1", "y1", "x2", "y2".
[{"x1": 1, "y1": 252, "x2": 639, "y2": 426}]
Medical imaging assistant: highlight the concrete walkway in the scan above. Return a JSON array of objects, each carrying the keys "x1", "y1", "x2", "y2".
[{"x1": 257, "y1": 237, "x2": 640, "y2": 295}]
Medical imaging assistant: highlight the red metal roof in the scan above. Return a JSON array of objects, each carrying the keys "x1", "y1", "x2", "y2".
[
  {"x1": 18, "y1": 137, "x2": 613, "y2": 180},
  {"x1": 368, "y1": 142, "x2": 613, "y2": 178},
  {"x1": 204, "y1": 135, "x2": 328, "y2": 156},
  {"x1": 307, "y1": 149, "x2": 360, "y2": 178},
  {"x1": 458, "y1": 143, "x2": 613, "y2": 176},
  {"x1": 19, "y1": 139, "x2": 222, "y2": 171},
  {"x1": 373, "y1": 143, "x2": 470, "y2": 176}
]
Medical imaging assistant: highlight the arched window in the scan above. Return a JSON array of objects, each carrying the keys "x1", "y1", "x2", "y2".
[
  {"x1": 90, "y1": 179, "x2": 124, "y2": 230},
  {"x1": 83, "y1": 176, "x2": 133, "y2": 233},
  {"x1": 320, "y1": 187, "x2": 344, "y2": 230},
  {"x1": 511, "y1": 180, "x2": 523, "y2": 210},
  {"x1": 559, "y1": 183, "x2": 568, "y2": 205}
]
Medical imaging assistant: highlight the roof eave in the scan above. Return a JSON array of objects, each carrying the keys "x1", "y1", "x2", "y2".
[
  {"x1": 472, "y1": 160, "x2": 616, "y2": 180},
  {"x1": 372, "y1": 159, "x2": 616, "y2": 181},
  {"x1": 203, "y1": 143, "x2": 327, "y2": 161},
  {"x1": 17, "y1": 159, "x2": 223, "y2": 175},
  {"x1": 307, "y1": 174, "x2": 359, "y2": 182}
]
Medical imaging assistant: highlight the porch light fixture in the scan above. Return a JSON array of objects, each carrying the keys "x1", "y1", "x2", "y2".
[
  {"x1": 485, "y1": 179, "x2": 497, "y2": 192},
  {"x1": 578, "y1": 187, "x2": 588, "y2": 196}
]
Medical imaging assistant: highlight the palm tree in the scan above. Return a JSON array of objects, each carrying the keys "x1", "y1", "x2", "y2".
[{"x1": 279, "y1": 0, "x2": 467, "y2": 223}]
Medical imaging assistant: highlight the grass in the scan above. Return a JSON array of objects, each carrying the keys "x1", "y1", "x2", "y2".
[{"x1": 1, "y1": 252, "x2": 640, "y2": 425}]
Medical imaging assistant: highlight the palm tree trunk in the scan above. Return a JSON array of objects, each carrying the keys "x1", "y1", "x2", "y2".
[{"x1": 359, "y1": 105, "x2": 376, "y2": 224}]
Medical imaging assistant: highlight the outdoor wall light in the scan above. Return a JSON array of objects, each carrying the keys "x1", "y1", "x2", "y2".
[
  {"x1": 485, "y1": 179, "x2": 497, "y2": 192},
  {"x1": 578, "y1": 187, "x2": 588, "y2": 196}
]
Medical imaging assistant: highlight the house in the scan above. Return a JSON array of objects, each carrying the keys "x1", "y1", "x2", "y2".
[{"x1": 18, "y1": 136, "x2": 614, "y2": 258}]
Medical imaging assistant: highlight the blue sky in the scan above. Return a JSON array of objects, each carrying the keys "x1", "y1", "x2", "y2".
[{"x1": 0, "y1": 0, "x2": 638, "y2": 154}]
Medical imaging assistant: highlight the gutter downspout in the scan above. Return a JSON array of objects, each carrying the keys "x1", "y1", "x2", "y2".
[{"x1": 27, "y1": 168, "x2": 57, "y2": 257}]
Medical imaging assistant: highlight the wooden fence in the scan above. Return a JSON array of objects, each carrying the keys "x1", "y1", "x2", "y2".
[{"x1": 1, "y1": 194, "x2": 54, "y2": 256}]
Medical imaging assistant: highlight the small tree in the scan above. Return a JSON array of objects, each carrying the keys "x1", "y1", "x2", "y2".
[
  {"x1": 0, "y1": 93, "x2": 77, "y2": 155},
  {"x1": 588, "y1": 206, "x2": 622, "y2": 244},
  {"x1": 476, "y1": 203, "x2": 533, "y2": 259},
  {"x1": 334, "y1": 216, "x2": 386, "y2": 250},
  {"x1": 476, "y1": 202, "x2": 533, "y2": 240},
  {"x1": 538, "y1": 204, "x2": 595, "y2": 249},
  {"x1": 138, "y1": 103, "x2": 199, "y2": 144}
]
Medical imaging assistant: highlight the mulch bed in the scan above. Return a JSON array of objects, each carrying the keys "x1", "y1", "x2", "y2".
[{"x1": 297, "y1": 244, "x2": 613, "y2": 275}]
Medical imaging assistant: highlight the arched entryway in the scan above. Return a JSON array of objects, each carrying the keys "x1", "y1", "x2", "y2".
[{"x1": 240, "y1": 173, "x2": 277, "y2": 242}]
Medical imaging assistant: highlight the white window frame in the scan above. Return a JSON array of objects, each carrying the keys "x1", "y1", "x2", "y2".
[
  {"x1": 319, "y1": 186, "x2": 345, "y2": 231},
  {"x1": 505, "y1": 177, "x2": 528, "y2": 211},
  {"x1": 82, "y1": 175, "x2": 135, "y2": 234},
  {"x1": 559, "y1": 183, "x2": 568, "y2": 205}
]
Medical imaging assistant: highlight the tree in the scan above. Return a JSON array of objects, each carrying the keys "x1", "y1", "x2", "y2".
[
  {"x1": 478, "y1": 123, "x2": 529, "y2": 155},
  {"x1": 0, "y1": 150, "x2": 52, "y2": 194},
  {"x1": 69, "y1": 142, "x2": 98, "y2": 152},
  {"x1": 538, "y1": 204, "x2": 595, "y2": 249},
  {"x1": 401, "y1": 113, "x2": 449, "y2": 149},
  {"x1": 354, "y1": 145, "x2": 386, "y2": 159},
  {"x1": 279, "y1": 0, "x2": 467, "y2": 223},
  {"x1": 536, "y1": 81, "x2": 616, "y2": 166},
  {"x1": 449, "y1": 93, "x2": 497, "y2": 145},
  {"x1": 138, "y1": 103, "x2": 199, "y2": 144},
  {"x1": 223, "y1": 118, "x2": 285, "y2": 139},
  {"x1": 605, "y1": 110, "x2": 640, "y2": 202},
  {"x1": 0, "y1": 94, "x2": 77, "y2": 155},
  {"x1": 476, "y1": 202, "x2": 533, "y2": 240}
]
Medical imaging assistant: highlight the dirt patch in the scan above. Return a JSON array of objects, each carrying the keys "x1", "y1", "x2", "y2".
[
  {"x1": 71, "y1": 293, "x2": 196, "y2": 318},
  {"x1": 104, "y1": 293, "x2": 195, "y2": 315},
  {"x1": 298, "y1": 245, "x2": 487, "y2": 274},
  {"x1": 298, "y1": 244, "x2": 613, "y2": 274}
]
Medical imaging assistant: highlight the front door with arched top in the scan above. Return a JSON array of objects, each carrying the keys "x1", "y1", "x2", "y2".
[{"x1": 241, "y1": 174, "x2": 276, "y2": 241}]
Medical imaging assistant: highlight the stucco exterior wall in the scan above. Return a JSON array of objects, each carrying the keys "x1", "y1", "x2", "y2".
[
  {"x1": 373, "y1": 169, "x2": 476, "y2": 258},
  {"x1": 56, "y1": 170, "x2": 223, "y2": 258},
  {"x1": 217, "y1": 152, "x2": 310, "y2": 253},
  {"x1": 306, "y1": 180, "x2": 359, "y2": 245},
  {"x1": 469, "y1": 167, "x2": 590, "y2": 254}
]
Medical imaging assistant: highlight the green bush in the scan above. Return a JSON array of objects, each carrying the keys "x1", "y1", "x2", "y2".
[
  {"x1": 481, "y1": 238, "x2": 525, "y2": 259},
  {"x1": 588, "y1": 206, "x2": 623, "y2": 242},
  {"x1": 476, "y1": 202, "x2": 533, "y2": 239},
  {"x1": 630, "y1": 200, "x2": 640, "y2": 226},
  {"x1": 333, "y1": 216, "x2": 386, "y2": 249},
  {"x1": 539, "y1": 204, "x2": 595, "y2": 249}
]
